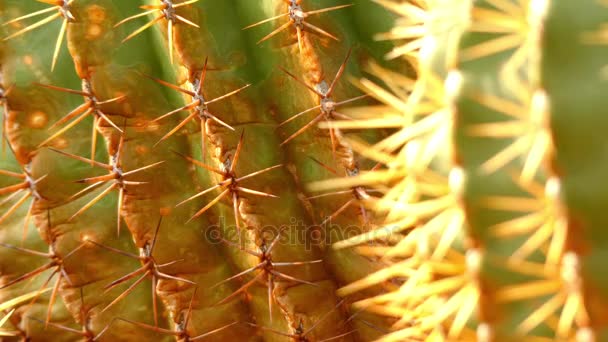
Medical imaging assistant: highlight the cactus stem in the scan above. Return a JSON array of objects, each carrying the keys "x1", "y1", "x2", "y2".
[
  {"x1": 511, "y1": 254, "x2": 587, "y2": 337},
  {"x1": 213, "y1": 231, "x2": 322, "y2": 322},
  {"x1": 483, "y1": 176, "x2": 566, "y2": 267},
  {"x1": 120, "y1": 15, "x2": 163, "y2": 43},
  {"x1": 0, "y1": 288, "x2": 55, "y2": 336},
  {"x1": 0, "y1": 313, "x2": 13, "y2": 336},
  {"x1": 1, "y1": 97, "x2": 7, "y2": 154},
  {"x1": 371, "y1": 0, "x2": 429, "y2": 60},
  {"x1": 175, "y1": 135, "x2": 282, "y2": 227},
  {"x1": 186, "y1": 321, "x2": 240, "y2": 341},
  {"x1": 459, "y1": 3, "x2": 528, "y2": 62},
  {"x1": 2, "y1": 12, "x2": 61, "y2": 41},
  {"x1": 28, "y1": 313, "x2": 112, "y2": 341},
  {"x1": 66, "y1": 183, "x2": 110, "y2": 225},
  {"x1": 0, "y1": 310, "x2": 18, "y2": 337},
  {"x1": 116, "y1": 317, "x2": 238, "y2": 341},
  {"x1": 280, "y1": 112, "x2": 325, "y2": 147}
]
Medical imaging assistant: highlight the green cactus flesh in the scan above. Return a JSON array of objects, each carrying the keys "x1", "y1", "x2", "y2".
[{"x1": 0, "y1": 0, "x2": 400, "y2": 341}]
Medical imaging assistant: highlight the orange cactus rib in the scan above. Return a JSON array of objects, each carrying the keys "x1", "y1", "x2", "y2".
[
  {"x1": 48, "y1": 135, "x2": 164, "y2": 236},
  {"x1": 90, "y1": 217, "x2": 194, "y2": 327},
  {"x1": 244, "y1": 1, "x2": 352, "y2": 53},
  {"x1": 214, "y1": 231, "x2": 322, "y2": 321},
  {"x1": 175, "y1": 133, "x2": 282, "y2": 235},
  {"x1": 116, "y1": 0, "x2": 200, "y2": 64},
  {"x1": 145, "y1": 63, "x2": 249, "y2": 152},
  {"x1": 278, "y1": 49, "x2": 368, "y2": 150}
]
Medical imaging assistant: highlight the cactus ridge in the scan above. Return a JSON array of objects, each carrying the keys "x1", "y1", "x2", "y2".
[
  {"x1": 175, "y1": 132, "x2": 284, "y2": 226},
  {"x1": 115, "y1": 0, "x2": 201, "y2": 65},
  {"x1": 277, "y1": 48, "x2": 370, "y2": 149},
  {"x1": 211, "y1": 230, "x2": 324, "y2": 315},
  {"x1": 243, "y1": 0, "x2": 352, "y2": 52},
  {"x1": 142, "y1": 63, "x2": 248, "y2": 154}
]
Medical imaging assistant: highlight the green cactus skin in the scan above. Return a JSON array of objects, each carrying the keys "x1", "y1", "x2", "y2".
[
  {"x1": 293, "y1": 0, "x2": 604, "y2": 341},
  {"x1": 142, "y1": 0, "x2": 392, "y2": 339},
  {"x1": 0, "y1": 0, "x2": 398, "y2": 341},
  {"x1": 453, "y1": 0, "x2": 549, "y2": 338},
  {"x1": 542, "y1": 0, "x2": 608, "y2": 339},
  {"x1": 228, "y1": 1, "x2": 393, "y2": 339}
]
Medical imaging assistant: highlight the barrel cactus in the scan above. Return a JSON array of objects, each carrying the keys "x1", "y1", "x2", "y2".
[{"x1": 0, "y1": 0, "x2": 604, "y2": 341}]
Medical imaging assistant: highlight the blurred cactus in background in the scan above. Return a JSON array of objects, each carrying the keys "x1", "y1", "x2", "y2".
[{"x1": 0, "y1": 0, "x2": 606, "y2": 341}]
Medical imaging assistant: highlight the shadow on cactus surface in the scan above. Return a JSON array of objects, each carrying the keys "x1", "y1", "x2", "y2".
[{"x1": 0, "y1": 0, "x2": 605, "y2": 341}]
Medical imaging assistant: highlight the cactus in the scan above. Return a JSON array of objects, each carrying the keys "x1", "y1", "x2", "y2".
[
  {"x1": 0, "y1": 0, "x2": 403, "y2": 341},
  {"x1": 2, "y1": 0, "x2": 607, "y2": 341},
  {"x1": 308, "y1": 0, "x2": 608, "y2": 341}
]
